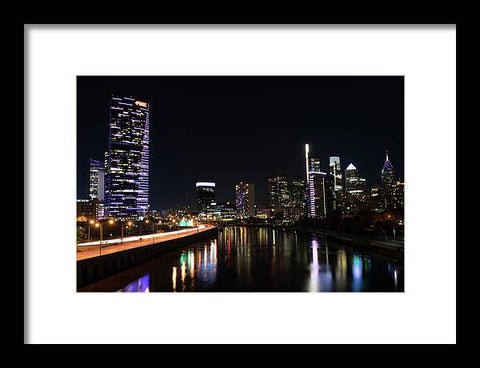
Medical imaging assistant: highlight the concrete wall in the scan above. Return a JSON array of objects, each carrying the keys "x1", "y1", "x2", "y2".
[{"x1": 77, "y1": 227, "x2": 218, "y2": 289}]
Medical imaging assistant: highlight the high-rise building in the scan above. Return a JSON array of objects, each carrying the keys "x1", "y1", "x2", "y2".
[
  {"x1": 235, "y1": 182, "x2": 255, "y2": 218},
  {"x1": 343, "y1": 163, "x2": 368, "y2": 214},
  {"x1": 370, "y1": 184, "x2": 386, "y2": 211},
  {"x1": 291, "y1": 176, "x2": 307, "y2": 219},
  {"x1": 308, "y1": 168, "x2": 327, "y2": 219},
  {"x1": 381, "y1": 150, "x2": 398, "y2": 210},
  {"x1": 391, "y1": 180, "x2": 405, "y2": 210},
  {"x1": 381, "y1": 150, "x2": 395, "y2": 187},
  {"x1": 196, "y1": 182, "x2": 216, "y2": 215},
  {"x1": 104, "y1": 95, "x2": 150, "y2": 219},
  {"x1": 345, "y1": 163, "x2": 366, "y2": 193},
  {"x1": 329, "y1": 156, "x2": 343, "y2": 191},
  {"x1": 305, "y1": 144, "x2": 327, "y2": 219},
  {"x1": 76, "y1": 198, "x2": 99, "y2": 222},
  {"x1": 268, "y1": 175, "x2": 290, "y2": 210},
  {"x1": 88, "y1": 158, "x2": 104, "y2": 201},
  {"x1": 328, "y1": 156, "x2": 343, "y2": 211}
]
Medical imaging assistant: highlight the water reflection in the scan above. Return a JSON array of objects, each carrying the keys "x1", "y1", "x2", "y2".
[
  {"x1": 93, "y1": 226, "x2": 404, "y2": 292},
  {"x1": 118, "y1": 274, "x2": 150, "y2": 292}
]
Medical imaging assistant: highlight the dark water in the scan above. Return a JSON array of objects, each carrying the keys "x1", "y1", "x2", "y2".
[{"x1": 80, "y1": 226, "x2": 404, "y2": 292}]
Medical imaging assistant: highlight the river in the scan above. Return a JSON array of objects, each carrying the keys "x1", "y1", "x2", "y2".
[{"x1": 79, "y1": 226, "x2": 404, "y2": 292}]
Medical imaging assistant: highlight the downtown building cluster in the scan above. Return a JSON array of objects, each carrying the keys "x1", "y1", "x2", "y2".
[
  {"x1": 77, "y1": 95, "x2": 151, "y2": 222},
  {"x1": 191, "y1": 143, "x2": 404, "y2": 224}
]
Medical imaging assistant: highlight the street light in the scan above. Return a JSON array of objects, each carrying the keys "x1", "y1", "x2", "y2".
[
  {"x1": 127, "y1": 221, "x2": 132, "y2": 237},
  {"x1": 95, "y1": 222, "x2": 103, "y2": 255},
  {"x1": 146, "y1": 218, "x2": 156, "y2": 244},
  {"x1": 88, "y1": 219, "x2": 95, "y2": 241}
]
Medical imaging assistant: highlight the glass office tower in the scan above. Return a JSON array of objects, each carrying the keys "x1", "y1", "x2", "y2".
[
  {"x1": 268, "y1": 175, "x2": 290, "y2": 210},
  {"x1": 329, "y1": 156, "x2": 343, "y2": 191},
  {"x1": 104, "y1": 95, "x2": 150, "y2": 219},
  {"x1": 235, "y1": 182, "x2": 255, "y2": 218},
  {"x1": 305, "y1": 144, "x2": 327, "y2": 219},
  {"x1": 88, "y1": 158, "x2": 104, "y2": 201},
  {"x1": 196, "y1": 182, "x2": 216, "y2": 214}
]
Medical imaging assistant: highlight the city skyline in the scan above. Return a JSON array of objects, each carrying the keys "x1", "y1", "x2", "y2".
[{"x1": 77, "y1": 76, "x2": 404, "y2": 210}]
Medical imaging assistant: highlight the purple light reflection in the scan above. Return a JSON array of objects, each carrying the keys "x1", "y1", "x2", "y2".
[{"x1": 118, "y1": 274, "x2": 150, "y2": 292}]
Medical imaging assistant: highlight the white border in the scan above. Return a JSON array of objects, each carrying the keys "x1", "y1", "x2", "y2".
[{"x1": 25, "y1": 26, "x2": 456, "y2": 344}]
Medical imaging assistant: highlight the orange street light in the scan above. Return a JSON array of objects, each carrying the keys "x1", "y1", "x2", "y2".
[{"x1": 87, "y1": 220, "x2": 96, "y2": 241}]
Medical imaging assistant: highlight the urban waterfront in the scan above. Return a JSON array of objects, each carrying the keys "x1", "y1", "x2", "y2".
[
  {"x1": 79, "y1": 226, "x2": 403, "y2": 292},
  {"x1": 77, "y1": 76, "x2": 405, "y2": 293}
]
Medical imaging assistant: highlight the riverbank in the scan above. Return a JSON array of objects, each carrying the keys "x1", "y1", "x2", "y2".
[{"x1": 281, "y1": 226, "x2": 404, "y2": 261}]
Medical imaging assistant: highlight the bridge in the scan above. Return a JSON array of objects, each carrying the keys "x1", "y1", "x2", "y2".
[{"x1": 77, "y1": 224, "x2": 218, "y2": 289}]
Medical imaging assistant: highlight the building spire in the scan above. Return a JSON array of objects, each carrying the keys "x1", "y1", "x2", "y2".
[{"x1": 386, "y1": 149, "x2": 389, "y2": 162}]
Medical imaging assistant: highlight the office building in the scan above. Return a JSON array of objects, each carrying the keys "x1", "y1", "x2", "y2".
[
  {"x1": 291, "y1": 176, "x2": 307, "y2": 219},
  {"x1": 77, "y1": 198, "x2": 99, "y2": 222},
  {"x1": 104, "y1": 95, "x2": 150, "y2": 219},
  {"x1": 268, "y1": 175, "x2": 290, "y2": 210},
  {"x1": 345, "y1": 163, "x2": 366, "y2": 193},
  {"x1": 196, "y1": 182, "x2": 216, "y2": 215},
  {"x1": 305, "y1": 144, "x2": 327, "y2": 219},
  {"x1": 370, "y1": 184, "x2": 386, "y2": 211},
  {"x1": 235, "y1": 182, "x2": 255, "y2": 218},
  {"x1": 88, "y1": 158, "x2": 104, "y2": 201},
  {"x1": 328, "y1": 156, "x2": 343, "y2": 212},
  {"x1": 381, "y1": 150, "x2": 395, "y2": 187},
  {"x1": 329, "y1": 156, "x2": 343, "y2": 191}
]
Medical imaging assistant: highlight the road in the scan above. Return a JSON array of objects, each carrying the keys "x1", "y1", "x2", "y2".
[{"x1": 77, "y1": 225, "x2": 214, "y2": 261}]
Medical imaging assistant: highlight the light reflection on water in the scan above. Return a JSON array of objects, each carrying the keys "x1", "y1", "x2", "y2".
[
  {"x1": 110, "y1": 226, "x2": 403, "y2": 292},
  {"x1": 118, "y1": 274, "x2": 150, "y2": 293}
]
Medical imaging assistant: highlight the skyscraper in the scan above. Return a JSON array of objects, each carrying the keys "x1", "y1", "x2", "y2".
[
  {"x1": 381, "y1": 150, "x2": 396, "y2": 210},
  {"x1": 391, "y1": 180, "x2": 405, "y2": 210},
  {"x1": 305, "y1": 144, "x2": 327, "y2": 219},
  {"x1": 235, "y1": 182, "x2": 255, "y2": 218},
  {"x1": 329, "y1": 156, "x2": 343, "y2": 191},
  {"x1": 328, "y1": 156, "x2": 343, "y2": 211},
  {"x1": 344, "y1": 163, "x2": 368, "y2": 214},
  {"x1": 370, "y1": 184, "x2": 386, "y2": 211},
  {"x1": 381, "y1": 150, "x2": 395, "y2": 187},
  {"x1": 104, "y1": 95, "x2": 150, "y2": 219},
  {"x1": 196, "y1": 182, "x2": 216, "y2": 214},
  {"x1": 291, "y1": 176, "x2": 307, "y2": 217},
  {"x1": 268, "y1": 175, "x2": 290, "y2": 210},
  {"x1": 345, "y1": 163, "x2": 366, "y2": 193},
  {"x1": 88, "y1": 158, "x2": 104, "y2": 201}
]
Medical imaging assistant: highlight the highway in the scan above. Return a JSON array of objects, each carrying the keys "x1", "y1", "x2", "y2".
[{"x1": 77, "y1": 225, "x2": 214, "y2": 261}]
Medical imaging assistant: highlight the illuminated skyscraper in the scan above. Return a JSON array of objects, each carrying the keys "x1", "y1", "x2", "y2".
[
  {"x1": 391, "y1": 180, "x2": 405, "y2": 210},
  {"x1": 268, "y1": 175, "x2": 290, "y2": 211},
  {"x1": 305, "y1": 144, "x2": 327, "y2": 219},
  {"x1": 382, "y1": 150, "x2": 395, "y2": 186},
  {"x1": 104, "y1": 95, "x2": 150, "y2": 219},
  {"x1": 344, "y1": 163, "x2": 368, "y2": 214},
  {"x1": 370, "y1": 184, "x2": 386, "y2": 211},
  {"x1": 329, "y1": 156, "x2": 343, "y2": 191},
  {"x1": 345, "y1": 163, "x2": 366, "y2": 193},
  {"x1": 381, "y1": 150, "x2": 397, "y2": 210},
  {"x1": 328, "y1": 156, "x2": 342, "y2": 212},
  {"x1": 196, "y1": 182, "x2": 216, "y2": 214},
  {"x1": 88, "y1": 158, "x2": 104, "y2": 201},
  {"x1": 381, "y1": 150, "x2": 395, "y2": 186},
  {"x1": 291, "y1": 176, "x2": 307, "y2": 218},
  {"x1": 235, "y1": 182, "x2": 255, "y2": 218}
]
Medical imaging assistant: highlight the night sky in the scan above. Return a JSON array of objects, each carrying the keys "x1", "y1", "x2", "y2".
[{"x1": 77, "y1": 76, "x2": 404, "y2": 210}]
